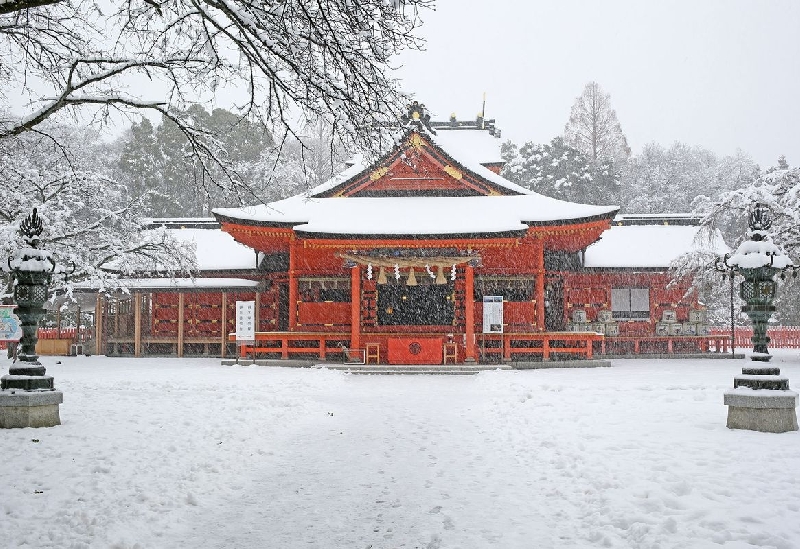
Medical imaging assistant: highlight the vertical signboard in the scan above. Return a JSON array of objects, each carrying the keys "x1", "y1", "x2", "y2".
[
  {"x1": 235, "y1": 300, "x2": 256, "y2": 343},
  {"x1": 482, "y1": 296, "x2": 504, "y2": 334}
]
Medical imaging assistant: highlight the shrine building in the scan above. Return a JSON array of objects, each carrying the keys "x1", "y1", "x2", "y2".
[{"x1": 85, "y1": 104, "x2": 727, "y2": 362}]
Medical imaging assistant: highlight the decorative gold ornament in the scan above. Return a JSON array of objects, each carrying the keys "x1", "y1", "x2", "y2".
[
  {"x1": 443, "y1": 165, "x2": 463, "y2": 180},
  {"x1": 406, "y1": 268, "x2": 417, "y2": 286},
  {"x1": 377, "y1": 266, "x2": 387, "y2": 285},
  {"x1": 370, "y1": 167, "x2": 389, "y2": 181}
]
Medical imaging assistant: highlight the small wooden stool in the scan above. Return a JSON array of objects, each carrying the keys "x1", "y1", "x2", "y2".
[
  {"x1": 443, "y1": 342, "x2": 458, "y2": 364},
  {"x1": 365, "y1": 343, "x2": 381, "y2": 364}
]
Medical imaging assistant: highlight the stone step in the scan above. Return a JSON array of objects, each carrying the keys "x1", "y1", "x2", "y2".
[
  {"x1": 741, "y1": 366, "x2": 781, "y2": 376},
  {"x1": 324, "y1": 364, "x2": 512, "y2": 375},
  {"x1": 733, "y1": 375, "x2": 790, "y2": 391}
]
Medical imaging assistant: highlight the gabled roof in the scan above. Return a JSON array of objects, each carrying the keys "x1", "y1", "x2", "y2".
[
  {"x1": 213, "y1": 123, "x2": 619, "y2": 238},
  {"x1": 309, "y1": 128, "x2": 526, "y2": 198}
]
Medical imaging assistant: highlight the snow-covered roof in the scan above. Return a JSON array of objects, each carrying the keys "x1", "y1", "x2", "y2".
[
  {"x1": 170, "y1": 228, "x2": 256, "y2": 270},
  {"x1": 110, "y1": 277, "x2": 260, "y2": 290},
  {"x1": 431, "y1": 130, "x2": 504, "y2": 165},
  {"x1": 584, "y1": 225, "x2": 728, "y2": 269},
  {"x1": 215, "y1": 194, "x2": 617, "y2": 236},
  {"x1": 214, "y1": 127, "x2": 617, "y2": 234},
  {"x1": 302, "y1": 129, "x2": 526, "y2": 199}
]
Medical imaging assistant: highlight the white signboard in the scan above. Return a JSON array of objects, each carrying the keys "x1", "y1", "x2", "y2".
[
  {"x1": 0, "y1": 306, "x2": 22, "y2": 341},
  {"x1": 235, "y1": 300, "x2": 256, "y2": 343},
  {"x1": 482, "y1": 296, "x2": 504, "y2": 334}
]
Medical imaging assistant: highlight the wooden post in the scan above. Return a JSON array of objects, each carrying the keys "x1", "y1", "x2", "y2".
[
  {"x1": 95, "y1": 295, "x2": 104, "y2": 356},
  {"x1": 177, "y1": 292, "x2": 185, "y2": 358},
  {"x1": 255, "y1": 292, "x2": 261, "y2": 332},
  {"x1": 114, "y1": 298, "x2": 120, "y2": 338},
  {"x1": 464, "y1": 264, "x2": 476, "y2": 362},
  {"x1": 288, "y1": 238, "x2": 297, "y2": 331},
  {"x1": 535, "y1": 241, "x2": 546, "y2": 330},
  {"x1": 134, "y1": 293, "x2": 142, "y2": 357},
  {"x1": 221, "y1": 292, "x2": 227, "y2": 358},
  {"x1": 350, "y1": 265, "x2": 361, "y2": 351}
]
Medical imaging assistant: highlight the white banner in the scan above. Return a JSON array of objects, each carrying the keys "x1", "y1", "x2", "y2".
[
  {"x1": 235, "y1": 300, "x2": 256, "y2": 343},
  {"x1": 482, "y1": 296, "x2": 504, "y2": 334}
]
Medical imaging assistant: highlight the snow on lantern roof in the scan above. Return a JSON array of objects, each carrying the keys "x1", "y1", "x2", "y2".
[
  {"x1": 584, "y1": 224, "x2": 728, "y2": 269},
  {"x1": 727, "y1": 230, "x2": 793, "y2": 269}
]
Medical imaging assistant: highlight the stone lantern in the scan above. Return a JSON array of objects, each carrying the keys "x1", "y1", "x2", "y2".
[
  {"x1": 0, "y1": 208, "x2": 63, "y2": 428},
  {"x1": 716, "y1": 202, "x2": 798, "y2": 432}
]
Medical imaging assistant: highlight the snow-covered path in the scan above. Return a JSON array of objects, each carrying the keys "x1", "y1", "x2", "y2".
[{"x1": 2, "y1": 354, "x2": 799, "y2": 548}]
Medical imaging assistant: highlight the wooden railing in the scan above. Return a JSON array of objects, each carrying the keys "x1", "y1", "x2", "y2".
[
  {"x1": 601, "y1": 335, "x2": 731, "y2": 355},
  {"x1": 232, "y1": 331, "x2": 604, "y2": 363},
  {"x1": 478, "y1": 332, "x2": 603, "y2": 361},
  {"x1": 37, "y1": 327, "x2": 93, "y2": 341},
  {"x1": 710, "y1": 326, "x2": 800, "y2": 349},
  {"x1": 232, "y1": 332, "x2": 351, "y2": 360}
]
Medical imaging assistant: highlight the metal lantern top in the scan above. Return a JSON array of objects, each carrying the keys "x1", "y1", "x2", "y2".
[
  {"x1": 749, "y1": 202, "x2": 772, "y2": 232},
  {"x1": 8, "y1": 208, "x2": 56, "y2": 276},
  {"x1": 20, "y1": 207, "x2": 44, "y2": 247}
]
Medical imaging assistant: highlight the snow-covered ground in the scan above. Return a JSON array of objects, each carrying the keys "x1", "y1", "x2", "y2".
[{"x1": 2, "y1": 352, "x2": 799, "y2": 549}]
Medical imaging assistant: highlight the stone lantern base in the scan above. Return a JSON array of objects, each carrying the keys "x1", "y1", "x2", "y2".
[
  {"x1": 0, "y1": 388, "x2": 63, "y2": 428},
  {"x1": 724, "y1": 366, "x2": 798, "y2": 433}
]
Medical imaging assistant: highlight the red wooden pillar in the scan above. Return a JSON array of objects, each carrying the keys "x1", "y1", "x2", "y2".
[
  {"x1": 535, "y1": 240, "x2": 545, "y2": 330},
  {"x1": 220, "y1": 292, "x2": 227, "y2": 358},
  {"x1": 95, "y1": 295, "x2": 104, "y2": 356},
  {"x1": 350, "y1": 265, "x2": 361, "y2": 350},
  {"x1": 134, "y1": 292, "x2": 142, "y2": 358},
  {"x1": 288, "y1": 237, "x2": 297, "y2": 332},
  {"x1": 177, "y1": 292, "x2": 185, "y2": 358},
  {"x1": 464, "y1": 264, "x2": 476, "y2": 362}
]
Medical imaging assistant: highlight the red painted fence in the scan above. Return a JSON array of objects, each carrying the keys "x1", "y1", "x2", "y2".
[
  {"x1": 709, "y1": 327, "x2": 800, "y2": 349},
  {"x1": 37, "y1": 327, "x2": 93, "y2": 341}
]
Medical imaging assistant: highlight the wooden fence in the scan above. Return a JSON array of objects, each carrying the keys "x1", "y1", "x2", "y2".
[{"x1": 709, "y1": 326, "x2": 800, "y2": 349}]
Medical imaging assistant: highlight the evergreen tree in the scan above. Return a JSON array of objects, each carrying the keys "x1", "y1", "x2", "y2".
[
  {"x1": 117, "y1": 106, "x2": 274, "y2": 217},
  {"x1": 502, "y1": 137, "x2": 620, "y2": 205}
]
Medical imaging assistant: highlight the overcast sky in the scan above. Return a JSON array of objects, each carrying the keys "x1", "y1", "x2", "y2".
[{"x1": 394, "y1": 0, "x2": 799, "y2": 168}]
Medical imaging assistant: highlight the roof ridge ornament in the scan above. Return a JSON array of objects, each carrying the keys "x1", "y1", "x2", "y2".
[{"x1": 402, "y1": 101, "x2": 436, "y2": 135}]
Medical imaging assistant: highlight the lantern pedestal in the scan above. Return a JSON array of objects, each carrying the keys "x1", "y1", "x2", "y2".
[
  {"x1": 724, "y1": 366, "x2": 798, "y2": 433},
  {"x1": 0, "y1": 389, "x2": 63, "y2": 428}
]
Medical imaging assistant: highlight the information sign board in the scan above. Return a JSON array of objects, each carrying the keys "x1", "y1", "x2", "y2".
[
  {"x1": 235, "y1": 300, "x2": 256, "y2": 343},
  {"x1": 482, "y1": 296, "x2": 504, "y2": 334}
]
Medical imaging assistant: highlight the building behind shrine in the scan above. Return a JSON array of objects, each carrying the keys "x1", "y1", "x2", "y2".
[{"x1": 82, "y1": 104, "x2": 727, "y2": 363}]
